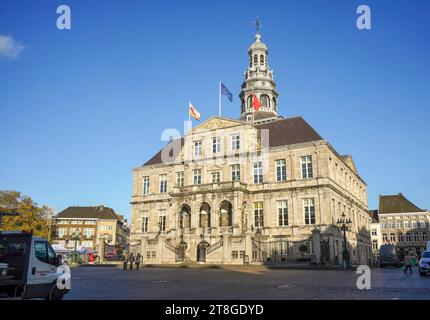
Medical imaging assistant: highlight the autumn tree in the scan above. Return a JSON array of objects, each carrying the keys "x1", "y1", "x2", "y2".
[{"x1": 0, "y1": 190, "x2": 54, "y2": 239}]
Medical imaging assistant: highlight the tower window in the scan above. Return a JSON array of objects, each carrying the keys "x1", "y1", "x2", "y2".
[
  {"x1": 260, "y1": 55, "x2": 264, "y2": 65},
  {"x1": 247, "y1": 96, "x2": 253, "y2": 109},
  {"x1": 261, "y1": 95, "x2": 270, "y2": 108},
  {"x1": 254, "y1": 54, "x2": 257, "y2": 65}
]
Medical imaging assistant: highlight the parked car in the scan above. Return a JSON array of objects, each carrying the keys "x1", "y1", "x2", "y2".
[
  {"x1": 419, "y1": 251, "x2": 430, "y2": 276},
  {"x1": 379, "y1": 244, "x2": 401, "y2": 268}
]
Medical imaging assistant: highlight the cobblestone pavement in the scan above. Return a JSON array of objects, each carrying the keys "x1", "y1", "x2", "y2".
[{"x1": 65, "y1": 265, "x2": 430, "y2": 300}]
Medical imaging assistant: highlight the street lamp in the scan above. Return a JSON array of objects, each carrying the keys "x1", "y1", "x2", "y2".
[
  {"x1": 337, "y1": 212, "x2": 352, "y2": 269},
  {"x1": 71, "y1": 229, "x2": 81, "y2": 264}
]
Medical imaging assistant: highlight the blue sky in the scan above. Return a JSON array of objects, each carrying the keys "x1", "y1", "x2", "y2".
[{"x1": 0, "y1": 0, "x2": 429, "y2": 219}]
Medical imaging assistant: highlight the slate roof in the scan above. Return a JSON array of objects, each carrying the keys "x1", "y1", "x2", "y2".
[
  {"x1": 56, "y1": 206, "x2": 120, "y2": 220},
  {"x1": 379, "y1": 194, "x2": 424, "y2": 214},
  {"x1": 142, "y1": 117, "x2": 323, "y2": 166}
]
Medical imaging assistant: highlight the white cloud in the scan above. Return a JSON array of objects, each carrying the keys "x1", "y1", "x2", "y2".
[{"x1": 0, "y1": 35, "x2": 25, "y2": 59}]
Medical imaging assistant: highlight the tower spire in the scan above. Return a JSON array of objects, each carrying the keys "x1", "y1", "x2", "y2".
[{"x1": 239, "y1": 20, "x2": 280, "y2": 124}]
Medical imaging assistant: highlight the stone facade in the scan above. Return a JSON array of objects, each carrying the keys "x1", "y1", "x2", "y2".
[{"x1": 130, "y1": 32, "x2": 372, "y2": 266}]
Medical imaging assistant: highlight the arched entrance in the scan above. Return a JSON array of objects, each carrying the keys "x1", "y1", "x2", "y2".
[
  {"x1": 179, "y1": 204, "x2": 191, "y2": 229},
  {"x1": 219, "y1": 201, "x2": 233, "y2": 227},
  {"x1": 199, "y1": 202, "x2": 211, "y2": 228},
  {"x1": 176, "y1": 241, "x2": 187, "y2": 263},
  {"x1": 197, "y1": 241, "x2": 210, "y2": 262}
]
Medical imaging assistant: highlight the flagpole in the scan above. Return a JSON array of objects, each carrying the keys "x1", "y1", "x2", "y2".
[
  {"x1": 218, "y1": 81, "x2": 221, "y2": 117},
  {"x1": 188, "y1": 102, "x2": 191, "y2": 132}
]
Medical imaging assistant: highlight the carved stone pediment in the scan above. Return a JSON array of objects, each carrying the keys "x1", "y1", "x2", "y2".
[{"x1": 194, "y1": 117, "x2": 244, "y2": 131}]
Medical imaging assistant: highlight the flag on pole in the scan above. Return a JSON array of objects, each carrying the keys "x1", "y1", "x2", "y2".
[
  {"x1": 189, "y1": 102, "x2": 201, "y2": 121},
  {"x1": 221, "y1": 82, "x2": 233, "y2": 102},
  {"x1": 252, "y1": 94, "x2": 262, "y2": 111}
]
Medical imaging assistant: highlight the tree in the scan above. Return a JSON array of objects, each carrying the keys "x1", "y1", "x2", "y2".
[{"x1": 0, "y1": 190, "x2": 54, "y2": 239}]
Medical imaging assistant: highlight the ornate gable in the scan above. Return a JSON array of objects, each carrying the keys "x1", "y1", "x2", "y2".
[{"x1": 193, "y1": 116, "x2": 245, "y2": 132}]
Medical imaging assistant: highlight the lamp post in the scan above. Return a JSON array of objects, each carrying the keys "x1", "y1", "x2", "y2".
[
  {"x1": 337, "y1": 212, "x2": 352, "y2": 269},
  {"x1": 71, "y1": 229, "x2": 81, "y2": 264}
]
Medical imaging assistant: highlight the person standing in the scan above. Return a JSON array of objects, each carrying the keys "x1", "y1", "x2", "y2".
[
  {"x1": 129, "y1": 252, "x2": 134, "y2": 271},
  {"x1": 123, "y1": 252, "x2": 129, "y2": 271},
  {"x1": 404, "y1": 252, "x2": 412, "y2": 274},
  {"x1": 135, "y1": 253, "x2": 141, "y2": 270}
]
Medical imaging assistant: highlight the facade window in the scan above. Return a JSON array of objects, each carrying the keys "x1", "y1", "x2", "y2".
[
  {"x1": 422, "y1": 232, "x2": 428, "y2": 242},
  {"x1": 193, "y1": 169, "x2": 202, "y2": 185},
  {"x1": 420, "y1": 221, "x2": 427, "y2": 229},
  {"x1": 396, "y1": 221, "x2": 402, "y2": 229},
  {"x1": 389, "y1": 233, "x2": 396, "y2": 242},
  {"x1": 254, "y1": 202, "x2": 264, "y2": 228},
  {"x1": 405, "y1": 233, "x2": 411, "y2": 242},
  {"x1": 231, "y1": 164, "x2": 240, "y2": 181},
  {"x1": 260, "y1": 54, "x2": 264, "y2": 65},
  {"x1": 382, "y1": 233, "x2": 388, "y2": 242},
  {"x1": 412, "y1": 221, "x2": 418, "y2": 229},
  {"x1": 159, "y1": 174, "x2": 167, "y2": 193},
  {"x1": 254, "y1": 54, "x2": 257, "y2": 65},
  {"x1": 277, "y1": 200, "x2": 288, "y2": 226},
  {"x1": 371, "y1": 229, "x2": 377, "y2": 236},
  {"x1": 413, "y1": 233, "x2": 420, "y2": 242},
  {"x1": 372, "y1": 241, "x2": 378, "y2": 251},
  {"x1": 158, "y1": 209, "x2": 166, "y2": 232},
  {"x1": 212, "y1": 137, "x2": 220, "y2": 153},
  {"x1": 142, "y1": 176, "x2": 150, "y2": 195},
  {"x1": 212, "y1": 172, "x2": 221, "y2": 183},
  {"x1": 194, "y1": 140, "x2": 202, "y2": 157},
  {"x1": 303, "y1": 198, "x2": 315, "y2": 225},
  {"x1": 301, "y1": 156, "x2": 313, "y2": 179},
  {"x1": 141, "y1": 211, "x2": 148, "y2": 233},
  {"x1": 388, "y1": 222, "x2": 395, "y2": 229},
  {"x1": 381, "y1": 222, "x2": 387, "y2": 229},
  {"x1": 231, "y1": 134, "x2": 240, "y2": 150},
  {"x1": 261, "y1": 95, "x2": 269, "y2": 108},
  {"x1": 398, "y1": 233, "x2": 404, "y2": 242},
  {"x1": 146, "y1": 251, "x2": 151, "y2": 259},
  {"x1": 404, "y1": 221, "x2": 410, "y2": 229},
  {"x1": 176, "y1": 172, "x2": 184, "y2": 187},
  {"x1": 232, "y1": 251, "x2": 239, "y2": 259},
  {"x1": 253, "y1": 162, "x2": 263, "y2": 184},
  {"x1": 57, "y1": 228, "x2": 67, "y2": 238},
  {"x1": 275, "y1": 159, "x2": 287, "y2": 182}
]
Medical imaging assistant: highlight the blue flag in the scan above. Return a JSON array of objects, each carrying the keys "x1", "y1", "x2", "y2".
[{"x1": 221, "y1": 82, "x2": 233, "y2": 102}]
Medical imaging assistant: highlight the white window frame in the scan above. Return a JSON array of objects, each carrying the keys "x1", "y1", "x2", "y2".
[
  {"x1": 142, "y1": 176, "x2": 150, "y2": 195},
  {"x1": 141, "y1": 211, "x2": 148, "y2": 233},
  {"x1": 253, "y1": 202, "x2": 264, "y2": 228},
  {"x1": 159, "y1": 174, "x2": 167, "y2": 193},
  {"x1": 301, "y1": 156, "x2": 313, "y2": 179},
  {"x1": 158, "y1": 209, "x2": 166, "y2": 232},
  {"x1": 253, "y1": 162, "x2": 263, "y2": 184},
  {"x1": 193, "y1": 169, "x2": 202, "y2": 185},
  {"x1": 231, "y1": 134, "x2": 240, "y2": 151},
  {"x1": 275, "y1": 159, "x2": 287, "y2": 182},
  {"x1": 176, "y1": 171, "x2": 184, "y2": 187},
  {"x1": 212, "y1": 171, "x2": 221, "y2": 183},
  {"x1": 277, "y1": 200, "x2": 288, "y2": 226},
  {"x1": 212, "y1": 137, "x2": 220, "y2": 153},
  {"x1": 231, "y1": 164, "x2": 240, "y2": 181},
  {"x1": 303, "y1": 198, "x2": 315, "y2": 225},
  {"x1": 194, "y1": 140, "x2": 202, "y2": 157}
]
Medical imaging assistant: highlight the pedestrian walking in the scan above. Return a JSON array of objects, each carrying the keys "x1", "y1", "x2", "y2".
[
  {"x1": 129, "y1": 252, "x2": 134, "y2": 271},
  {"x1": 404, "y1": 252, "x2": 413, "y2": 274},
  {"x1": 123, "y1": 252, "x2": 129, "y2": 271},
  {"x1": 135, "y1": 253, "x2": 141, "y2": 270}
]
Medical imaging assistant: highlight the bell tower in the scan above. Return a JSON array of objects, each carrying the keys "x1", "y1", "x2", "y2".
[{"x1": 239, "y1": 19, "x2": 280, "y2": 124}]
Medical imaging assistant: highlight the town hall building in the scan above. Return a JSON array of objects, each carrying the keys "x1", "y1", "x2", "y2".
[{"x1": 130, "y1": 30, "x2": 372, "y2": 265}]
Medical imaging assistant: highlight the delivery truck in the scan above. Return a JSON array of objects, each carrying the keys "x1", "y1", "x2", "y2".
[{"x1": 0, "y1": 230, "x2": 70, "y2": 300}]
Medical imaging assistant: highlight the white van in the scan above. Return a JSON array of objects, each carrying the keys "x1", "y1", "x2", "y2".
[{"x1": 0, "y1": 231, "x2": 70, "y2": 300}]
